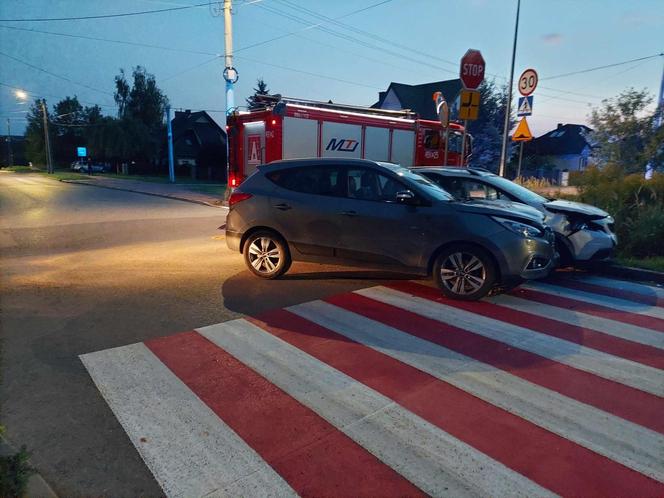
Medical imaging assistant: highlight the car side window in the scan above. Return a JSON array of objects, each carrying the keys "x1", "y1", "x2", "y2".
[
  {"x1": 460, "y1": 180, "x2": 499, "y2": 201},
  {"x1": 267, "y1": 166, "x2": 345, "y2": 197},
  {"x1": 346, "y1": 168, "x2": 408, "y2": 202}
]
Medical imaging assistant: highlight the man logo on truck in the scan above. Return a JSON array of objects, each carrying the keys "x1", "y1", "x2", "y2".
[{"x1": 326, "y1": 138, "x2": 359, "y2": 152}]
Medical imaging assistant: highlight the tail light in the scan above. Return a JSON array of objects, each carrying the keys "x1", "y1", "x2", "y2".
[
  {"x1": 228, "y1": 192, "x2": 252, "y2": 207},
  {"x1": 229, "y1": 175, "x2": 238, "y2": 187}
]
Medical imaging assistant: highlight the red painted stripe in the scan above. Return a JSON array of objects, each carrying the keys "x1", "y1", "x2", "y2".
[
  {"x1": 394, "y1": 282, "x2": 664, "y2": 370},
  {"x1": 548, "y1": 277, "x2": 664, "y2": 308},
  {"x1": 251, "y1": 310, "x2": 664, "y2": 497},
  {"x1": 146, "y1": 331, "x2": 426, "y2": 498},
  {"x1": 357, "y1": 283, "x2": 664, "y2": 434},
  {"x1": 513, "y1": 287, "x2": 664, "y2": 333}
]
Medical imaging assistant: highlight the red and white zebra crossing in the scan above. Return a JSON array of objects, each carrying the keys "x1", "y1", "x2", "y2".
[{"x1": 81, "y1": 275, "x2": 664, "y2": 497}]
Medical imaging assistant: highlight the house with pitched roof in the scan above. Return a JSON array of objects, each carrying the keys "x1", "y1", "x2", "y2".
[
  {"x1": 526, "y1": 123, "x2": 594, "y2": 173},
  {"x1": 371, "y1": 79, "x2": 463, "y2": 120},
  {"x1": 171, "y1": 110, "x2": 227, "y2": 180}
]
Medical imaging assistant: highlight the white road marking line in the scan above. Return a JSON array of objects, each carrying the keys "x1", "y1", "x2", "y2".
[
  {"x1": 525, "y1": 283, "x2": 664, "y2": 320},
  {"x1": 198, "y1": 319, "x2": 555, "y2": 498},
  {"x1": 291, "y1": 293, "x2": 664, "y2": 483},
  {"x1": 568, "y1": 275, "x2": 664, "y2": 299},
  {"x1": 489, "y1": 293, "x2": 664, "y2": 350},
  {"x1": 360, "y1": 287, "x2": 664, "y2": 397},
  {"x1": 80, "y1": 343, "x2": 297, "y2": 498}
]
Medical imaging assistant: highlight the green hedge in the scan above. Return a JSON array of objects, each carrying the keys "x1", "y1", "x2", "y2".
[{"x1": 571, "y1": 165, "x2": 664, "y2": 258}]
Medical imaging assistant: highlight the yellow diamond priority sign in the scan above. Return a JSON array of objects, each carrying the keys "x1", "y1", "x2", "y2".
[
  {"x1": 512, "y1": 117, "x2": 533, "y2": 142},
  {"x1": 458, "y1": 90, "x2": 480, "y2": 121}
]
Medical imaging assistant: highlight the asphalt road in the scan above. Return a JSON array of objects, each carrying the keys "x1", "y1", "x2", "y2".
[{"x1": 0, "y1": 171, "x2": 414, "y2": 497}]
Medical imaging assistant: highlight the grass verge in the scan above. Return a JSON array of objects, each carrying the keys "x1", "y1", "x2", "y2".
[{"x1": 615, "y1": 257, "x2": 664, "y2": 273}]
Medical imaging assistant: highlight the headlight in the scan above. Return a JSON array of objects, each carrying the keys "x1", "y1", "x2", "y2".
[{"x1": 492, "y1": 216, "x2": 544, "y2": 238}]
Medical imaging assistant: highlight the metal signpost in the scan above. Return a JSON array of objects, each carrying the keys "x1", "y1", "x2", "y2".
[
  {"x1": 459, "y1": 49, "x2": 485, "y2": 166},
  {"x1": 512, "y1": 117, "x2": 533, "y2": 177}
]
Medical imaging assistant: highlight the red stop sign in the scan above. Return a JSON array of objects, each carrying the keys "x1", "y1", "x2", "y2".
[{"x1": 460, "y1": 49, "x2": 485, "y2": 90}]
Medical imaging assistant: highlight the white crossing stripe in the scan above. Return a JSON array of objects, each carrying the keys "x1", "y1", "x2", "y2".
[
  {"x1": 290, "y1": 293, "x2": 664, "y2": 483},
  {"x1": 489, "y1": 293, "x2": 664, "y2": 350},
  {"x1": 198, "y1": 319, "x2": 556, "y2": 498},
  {"x1": 569, "y1": 275, "x2": 664, "y2": 300},
  {"x1": 357, "y1": 287, "x2": 664, "y2": 397},
  {"x1": 80, "y1": 343, "x2": 297, "y2": 498},
  {"x1": 525, "y1": 282, "x2": 664, "y2": 320}
]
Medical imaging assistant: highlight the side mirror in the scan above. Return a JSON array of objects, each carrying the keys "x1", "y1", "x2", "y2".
[{"x1": 396, "y1": 190, "x2": 417, "y2": 204}]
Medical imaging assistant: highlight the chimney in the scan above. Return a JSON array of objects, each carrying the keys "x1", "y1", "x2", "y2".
[{"x1": 557, "y1": 123, "x2": 564, "y2": 129}]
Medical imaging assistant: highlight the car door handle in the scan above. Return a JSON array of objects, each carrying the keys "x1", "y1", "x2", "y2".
[
  {"x1": 340, "y1": 210, "x2": 358, "y2": 216},
  {"x1": 274, "y1": 203, "x2": 292, "y2": 211}
]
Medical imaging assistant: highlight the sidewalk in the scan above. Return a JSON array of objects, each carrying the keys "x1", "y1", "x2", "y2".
[{"x1": 61, "y1": 176, "x2": 227, "y2": 207}]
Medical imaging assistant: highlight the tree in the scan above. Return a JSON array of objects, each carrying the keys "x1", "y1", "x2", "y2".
[
  {"x1": 113, "y1": 66, "x2": 169, "y2": 166},
  {"x1": 51, "y1": 96, "x2": 85, "y2": 164},
  {"x1": 246, "y1": 78, "x2": 271, "y2": 110},
  {"x1": 24, "y1": 99, "x2": 47, "y2": 166},
  {"x1": 466, "y1": 80, "x2": 515, "y2": 171},
  {"x1": 589, "y1": 88, "x2": 662, "y2": 173}
]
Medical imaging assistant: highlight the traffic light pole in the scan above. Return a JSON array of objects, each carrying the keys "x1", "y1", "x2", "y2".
[{"x1": 498, "y1": 0, "x2": 520, "y2": 177}]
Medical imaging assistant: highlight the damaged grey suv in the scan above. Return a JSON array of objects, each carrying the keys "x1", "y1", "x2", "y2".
[
  {"x1": 226, "y1": 159, "x2": 556, "y2": 300},
  {"x1": 418, "y1": 167, "x2": 617, "y2": 265}
]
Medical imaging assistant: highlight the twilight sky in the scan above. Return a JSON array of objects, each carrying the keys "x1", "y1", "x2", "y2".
[{"x1": 1, "y1": 0, "x2": 662, "y2": 136}]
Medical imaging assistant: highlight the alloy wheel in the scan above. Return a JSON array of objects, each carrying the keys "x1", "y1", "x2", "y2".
[
  {"x1": 440, "y1": 252, "x2": 487, "y2": 296},
  {"x1": 247, "y1": 237, "x2": 282, "y2": 274}
]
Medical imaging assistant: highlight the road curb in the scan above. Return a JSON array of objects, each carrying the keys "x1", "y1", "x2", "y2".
[
  {"x1": 60, "y1": 180, "x2": 227, "y2": 208},
  {"x1": 587, "y1": 263, "x2": 664, "y2": 286},
  {"x1": 0, "y1": 438, "x2": 58, "y2": 498}
]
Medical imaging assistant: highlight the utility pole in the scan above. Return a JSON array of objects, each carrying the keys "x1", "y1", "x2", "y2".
[
  {"x1": 40, "y1": 99, "x2": 54, "y2": 174},
  {"x1": 166, "y1": 105, "x2": 175, "y2": 183},
  {"x1": 656, "y1": 56, "x2": 664, "y2": 129},
  {"x1": 223, "y1": 0, "x2": 238, "y2": 115},
  {"x1": 498, "y1": 0, "x2": 521, "y2": 177},
  {"x1": 222, "y1": 0, "x2": 238, "y2": 192},
  {"x1": 6, "y1": 118, "x2": 13, "y2": 166}
]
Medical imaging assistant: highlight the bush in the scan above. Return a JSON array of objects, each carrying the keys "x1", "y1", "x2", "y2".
[
  {"x1": 0, "y1": 446, "x2": 34, "y2": 498},
  {"x1": 573, "y1": 165, "x2": 664, "y2": 257}
]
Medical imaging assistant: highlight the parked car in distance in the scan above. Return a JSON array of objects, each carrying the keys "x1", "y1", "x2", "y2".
[
  {"x1": 70, "y1": 161, "x2": 109, "y2": 173},
  {"x1": 417, "y1": 167, "x2": 617, "y2": 265},
  {"x1": 225, "y1": 158, "x2": 556, "y2": 300}
]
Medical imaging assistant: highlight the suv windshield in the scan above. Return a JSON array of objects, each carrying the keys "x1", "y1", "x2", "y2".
[
  {"x1": 484, "y1": 175, "x2": 548, "y2": 205},
  {"x1": 378, "y1": 162, "x2": 454, "y2": 201}
]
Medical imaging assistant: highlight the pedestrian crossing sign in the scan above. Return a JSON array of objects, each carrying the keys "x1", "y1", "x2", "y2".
[{"x1": 517, "y1": 96, "x2": 533, "y2": 116}]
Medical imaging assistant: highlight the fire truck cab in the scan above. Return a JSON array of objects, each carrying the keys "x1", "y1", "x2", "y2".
[{"x1": 227, "y1": 96, "x2": 471, "y2": 187}]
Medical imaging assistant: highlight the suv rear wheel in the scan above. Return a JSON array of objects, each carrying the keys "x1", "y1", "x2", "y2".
[
  {"x1": 243, "y1": 231, "x2": 291, "y2": 279},
  {"x1": 434, "y1": 244, "x2": 496, "y2": 300}
]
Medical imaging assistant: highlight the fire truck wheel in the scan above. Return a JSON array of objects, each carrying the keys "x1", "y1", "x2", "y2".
[
  {"x1": 433, "y1": 244, "x2": 496, "y2": 301},
  {"x1": 243, "y1": 230, "x2": 291, "y2": 279}
]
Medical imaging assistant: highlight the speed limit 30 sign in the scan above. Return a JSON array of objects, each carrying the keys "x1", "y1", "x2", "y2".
[{"x1": 518, "y1": 68, "x2": 538, "y2": 96}]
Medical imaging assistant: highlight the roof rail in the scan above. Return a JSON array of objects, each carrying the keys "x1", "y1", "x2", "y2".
[{"x1": 251, "y1": 94, "x2": 419, "y2": 119}]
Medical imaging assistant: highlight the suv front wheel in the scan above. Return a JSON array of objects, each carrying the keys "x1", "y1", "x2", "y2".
[
  {"x1": 434, "y1": 244, "x2": 496, "y2": 300},
  {"x1": 243, "y1": 231, "x2": 291, "y2": 279}
]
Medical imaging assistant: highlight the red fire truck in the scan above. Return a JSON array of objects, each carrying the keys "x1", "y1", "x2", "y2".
[{"x1": 226, "y1": 97, "x2": 471, "y2": 187}]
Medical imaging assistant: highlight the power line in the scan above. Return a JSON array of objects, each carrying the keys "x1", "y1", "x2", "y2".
[
  {"x1": 0, "y1": 1, "x2": 209, "y2": 22},
  {"x1": 0, "y1": 25, "x2": 218, "y2": 57},
  {"x1": 542, "y1": 53, "x2": 663, "y2": 81},
  {"x1": 0, "y1": 50, "x2": 114, "y2": 98},
  {"x1": 0, "y1": 81, "x2": 117, "y2": 109}
]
